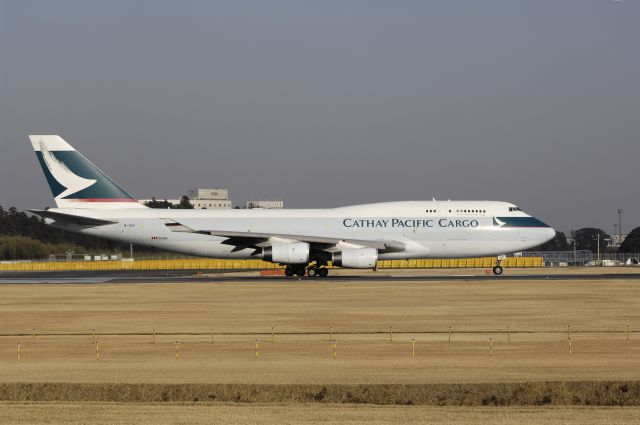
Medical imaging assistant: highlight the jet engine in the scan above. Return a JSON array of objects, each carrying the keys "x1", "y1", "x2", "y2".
[
  {"x1": 332, "y1": 247, "x2": 378, "y2": 268},
  {"x1": 263, "y1": 242, "x2": 310, "y2": 264}
]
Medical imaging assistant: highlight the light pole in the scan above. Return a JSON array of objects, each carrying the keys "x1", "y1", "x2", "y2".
[
  {"x1": 614, "y1": 224, "x2": 619, "y2": 247},
  {"x1": 571, "y1": 230, "x2": 576, "y2": 265},
  {"x1": 597, "y1": 233, "x2": 600, "y2": 261},
  {"x1": 618, "y1": 209, "x2": 624, "y2": 247}
]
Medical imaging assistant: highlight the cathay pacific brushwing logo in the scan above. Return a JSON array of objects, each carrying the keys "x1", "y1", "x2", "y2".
[
  {"x1": 493, "y1": 217, "x2": 506, "y2": 227},
  {"x1": 39, "y1": 140, "x2": 97, "y2": 199}
]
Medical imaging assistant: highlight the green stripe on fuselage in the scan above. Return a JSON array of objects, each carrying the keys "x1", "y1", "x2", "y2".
[{"x1": 495, "y1": 216, "x2": 550, "y2": 228}]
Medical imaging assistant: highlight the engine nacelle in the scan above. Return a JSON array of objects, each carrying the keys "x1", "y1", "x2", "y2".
[
  {"x1": 332, "y1": 247, "x2": 378, "y2": 268},
  {"x1": 263, "y1": 242, "x2": 310, "y2": 264}
]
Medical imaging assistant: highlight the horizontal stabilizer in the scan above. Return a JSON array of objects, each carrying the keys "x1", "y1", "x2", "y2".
[{"x1": 28, "y1": 209, "x2": 117, "y2": 227}]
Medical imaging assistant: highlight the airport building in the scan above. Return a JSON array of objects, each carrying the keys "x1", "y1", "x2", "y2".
[{"x1": 188, "y1": 188, "x2": 232, "y2": 209}]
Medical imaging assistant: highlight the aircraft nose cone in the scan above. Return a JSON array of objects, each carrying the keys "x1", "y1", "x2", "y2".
[{"x1": 543, "y1": 226, "x2": 556, "y2": 243}]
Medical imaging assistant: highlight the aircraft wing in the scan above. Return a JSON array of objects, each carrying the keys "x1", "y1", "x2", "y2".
[
  {"x1": 163, "y1": 221, "x2": 405, "y2": 253},
  {"x1": 28, "y1": 209, "x2": 118, "y2": 227}
]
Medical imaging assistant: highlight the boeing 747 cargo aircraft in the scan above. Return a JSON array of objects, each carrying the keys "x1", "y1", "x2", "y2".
[{"x1": 27, "y1": 135, "x2": 555, "y2": 277}]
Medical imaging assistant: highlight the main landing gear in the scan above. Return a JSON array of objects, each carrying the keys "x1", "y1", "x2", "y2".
[
  {"x1": 492, "y1": 255, "x2": 506, "y2": 276},
  {"x1": 284, "y1": 264, "x2": 329, "y2": 278},
  {"x1": 284, "y1": 265, "x2": 305, "y2": 277}
]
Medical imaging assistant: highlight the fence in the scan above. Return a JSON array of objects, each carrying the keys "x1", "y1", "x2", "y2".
[
  {"x1": 0, "y1": 256, "x2": 544, "y2": 272},
  {"x1": 1, "y1": 325, "x2": 636, "y2": 366},
  {"x1": 524, "y1": 251, "x2": 640, "y2": 266}
]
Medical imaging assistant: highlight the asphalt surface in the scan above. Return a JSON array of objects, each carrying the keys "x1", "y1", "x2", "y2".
[{"x1": 0, "y1": 269, "x2": 639, "y2": 284}]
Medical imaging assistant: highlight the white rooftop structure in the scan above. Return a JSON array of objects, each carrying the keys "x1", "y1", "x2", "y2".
[
  {"x1": 189, "y1": 188, "x2": 232, "y2": 209},
  {"x1": 246, "y1": 199, "x2": 284, "y2": 209}
]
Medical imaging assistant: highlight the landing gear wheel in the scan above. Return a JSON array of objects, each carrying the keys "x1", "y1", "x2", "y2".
[
  {"x1": 284, "y1": 266, "x2": 295, "y2": 277},
  {"x1": 318, "y1": 268, "x2": 329, "y2": 277},
  {"x1": 492, "y1": 266, "x2": 504, "y2": 276},
  {"x1": 295, "y1": 267, "x2": 306, "y2": 277},
  {"x1": 307, "y1": 267, "x2": 317, "y2": 277}
]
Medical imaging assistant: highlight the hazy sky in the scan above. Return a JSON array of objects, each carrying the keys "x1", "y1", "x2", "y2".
[{"x1": 1, "y1": 0, "x2": 638, "y2": 233}]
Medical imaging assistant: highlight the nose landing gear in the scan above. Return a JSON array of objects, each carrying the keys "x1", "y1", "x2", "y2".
[{"x1": 492, "y1": 255, "x2": 506, "y2": 275}]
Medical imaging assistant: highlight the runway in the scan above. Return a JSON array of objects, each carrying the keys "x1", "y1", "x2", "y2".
[{"x1": 1, "y1": 269, "x2": 639, "y2": 284}]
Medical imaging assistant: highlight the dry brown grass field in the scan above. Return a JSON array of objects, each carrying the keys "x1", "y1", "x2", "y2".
[
  {"x1": 1, "y1": 402, "x2": 640, "y2": 425},
  {"x1": 1, "y1": 271, "x2": 640, "y2": 423},
  {"x1": 0, "y1": 273, "x2": 640, "y2": 384}
]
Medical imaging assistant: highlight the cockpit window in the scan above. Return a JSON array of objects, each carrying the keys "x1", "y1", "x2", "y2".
[{"x1": 509, "y1": 206, "x2": 522, "y2": 212}]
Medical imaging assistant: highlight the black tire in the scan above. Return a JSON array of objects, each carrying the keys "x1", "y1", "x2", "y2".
[
  {"x1": 318, "y1": 268, "x2": 328, "y2": 277},
  {"x1": 307, "y1": 267, "x2": 317, "y2": 277},
  {"x1": 284, "y1": 267, "x2": 295, "y2": 277},
  {"x1": 295, "y1": 267, "x2": 306, "y2": 277},
  {"x1": 492, "y1": 266, "x2": 504, "y2": 276}
]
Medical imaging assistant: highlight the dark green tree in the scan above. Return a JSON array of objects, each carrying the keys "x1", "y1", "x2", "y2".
[
  {"x1": 143, "y1": 197, "x2": 174, "y2": 209},
  {"x1": 175, "y1": 195, "x2": 194, "y2": 209},
  {"x1": 534, "y1": 231, "x2": 570, "y2": 251},
  {"x1": 619, "y1": 226, "x2": 640, "y2": 252},
  {"x1": 573, "y1": 228, "x2": 609, "y2": 253}
]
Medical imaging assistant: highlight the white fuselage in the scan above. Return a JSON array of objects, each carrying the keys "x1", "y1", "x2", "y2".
[{"x1": 47, "y1": 200, "x2": 555, "y2": 260}]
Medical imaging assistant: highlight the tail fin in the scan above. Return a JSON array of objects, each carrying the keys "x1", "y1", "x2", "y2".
[{"x1": 29, "y1": 135, "x2": 146, "y2": 209}]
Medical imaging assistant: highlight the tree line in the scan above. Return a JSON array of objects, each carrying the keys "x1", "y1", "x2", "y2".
[
  {"x1": 143, "y1": 196, "x2": 194, "y2": 209},
  {"x1": 0, "y1": 206, "x2": 122, "y2": 260},
  {"x1": 532, "y1": 228, "x2": 640, "y2": 253},
  {"x1": 0, "y1": 197, "x2": 196, "y2": 260}
]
